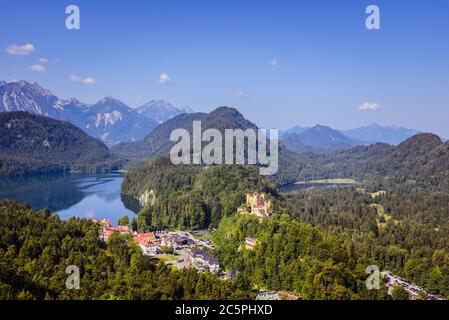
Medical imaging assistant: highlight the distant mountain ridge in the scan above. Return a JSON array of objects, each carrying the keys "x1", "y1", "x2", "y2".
[
  {"x1": 295, "y1": 125, "x2": 363, "y2": 150},
  {"x1": 300, "y1": 132, "x2": 449, "y2": 189},
  {"x1": 0, "y1": 80, "x2": 189, "y2": 146},
  {"x1": 282, "y1": 123, "x2": 423, "y2": 151},
  {"x1": 342, "y1": 124, "x2": 420, "y2": 145},
  {"x1": 136, "y1": 100, "x2": 193, "y2": 123},
  {"x1": 0, "y1": 112, "x2": 122, "y2": 176}
]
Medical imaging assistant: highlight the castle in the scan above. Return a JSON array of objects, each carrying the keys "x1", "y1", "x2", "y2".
[{"x1": 241, "y1": 192, "x2": 273, "y2": 218}]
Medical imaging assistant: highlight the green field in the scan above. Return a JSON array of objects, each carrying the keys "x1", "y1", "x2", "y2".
[{"x1": 295, "y1": 178, "x2": 358, "y2": 185}]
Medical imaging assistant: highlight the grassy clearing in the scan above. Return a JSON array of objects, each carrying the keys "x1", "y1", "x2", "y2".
[
  {"x1": 156, "y1": 254, "x2": 179, "y2": 263},
  {"x1": 295, "y1": 178, "x2": 358, "y2": 185},
  {"x1": 193, "y1": 233, "x2": 212, "y2": 241}
]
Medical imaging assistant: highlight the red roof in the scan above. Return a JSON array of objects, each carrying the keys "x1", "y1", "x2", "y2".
[
  {"x1": 134, "y1": 233, "x2": 158, "y2": 247},
  {"x1": 117, "y1": 226, "x2": 131, "y2": 233}
]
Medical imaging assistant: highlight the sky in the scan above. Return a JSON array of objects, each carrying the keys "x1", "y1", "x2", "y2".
[{"x1": 1, "y1": 0, "x2": 448, "y2": 136}]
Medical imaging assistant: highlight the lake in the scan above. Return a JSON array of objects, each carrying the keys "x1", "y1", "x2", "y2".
[
  {"x1": 0, "y1": 173, "x2": 140, "y2": 225},
  {"x1": 279, "y1": 182, "x2": 358, "y2": 193}
]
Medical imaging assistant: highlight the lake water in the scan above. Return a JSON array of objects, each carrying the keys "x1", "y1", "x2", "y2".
[
  {"x1": 279, "y1": 182, "x2": 358, "y2": 193},
  {"x1": 0, "y1": 173, "x2": 140, "y2": 225}
]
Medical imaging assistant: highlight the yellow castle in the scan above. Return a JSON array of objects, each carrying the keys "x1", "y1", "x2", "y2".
[{"x1": 240, "y1": 192, "x2": 273, "y2": 218}]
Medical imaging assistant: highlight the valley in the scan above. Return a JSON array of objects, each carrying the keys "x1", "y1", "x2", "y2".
[{"x1": 1, "y1": 82, "x2": 449, "y2": 301}]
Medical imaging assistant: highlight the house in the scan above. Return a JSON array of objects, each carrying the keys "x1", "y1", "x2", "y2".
[
  {"x1": 256, "y1": 291, "x2": 280, "y2": 301},
  {"x1": 241, "y1": 193, "x2": 273, "y2": 218},
  {"x1": 221, "y1": 269, "x2": 239, "y2": 280},
  {"x1": 101, "y1": 229, "x2": 116, "y2": 242},
  {"x1": 190, "y1": 249, "x2": 220, "y2": 273},
  {"x1": 133, "y1": 232, "x2": 160, "y2": 256},
  {"x1": 278, "y1": 291, "x2": 302, "y2": 300},
  {"x1": 244, "y1": 237, "x2": 259, "y2": 250},
  {"x1": 99, "y1": 219, "x2": 113, "y2": 229},
  {"x1": 117, "y1": 225, "x2": 131, "y2": 234},
  {"x1": 161, "y1": 234, "x2": 190, "y2": 248}
]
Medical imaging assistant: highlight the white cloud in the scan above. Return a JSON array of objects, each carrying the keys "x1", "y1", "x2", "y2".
[
  {"x1": 39, "y1": 58, "x2": 49, "y2": 64},
  {"x1": 5, "y1": 43, "x2": 35, "y2": 56},
  {"x1": 236, "y1": 90, "x2": 248, "y2": 97},
  {"x1": 158, "y1": 73, "x2": 171, "y2": 85},
  {"x1": 29, "y1": 64, "x2": 47, "y2": 73},
  {"x1": 69, "y1": 74, "x2": 96, "y2": 85},
  {"x1": 358, "y1": 102, "x2": 381, "y2": 111},
  {"x1": 271, "y1": 57, "x2": 278, "y2": 67}
]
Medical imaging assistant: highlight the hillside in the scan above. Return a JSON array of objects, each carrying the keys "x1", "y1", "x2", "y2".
[
  {"x1": 280, "y1": 132, "x2": 314, "y2": 154},
  {"x1": 0, "y1": 112, "x2": 123, "y2": 176},
  {"x1": 114, "y1": 106, "x2": 306, "y2": 185},
  {"x1": 296, "y1": 125, "x2": 363, "y2": 150},
  {"x1": 300, "y1": 133, "x2": 449, "y2": 189},
  {"x1": 121, "y1": 156, "x2": 277, "y2": 230},
  {"x1": 0, "y1": 200, "x2": 250, "y2": 299},
  {"x1": 113, "y1": 107, "x2": 259, "y2": 159}
]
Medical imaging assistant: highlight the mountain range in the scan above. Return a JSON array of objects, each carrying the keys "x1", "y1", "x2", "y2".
[
  {"x1": 0, "y1": 81, "x2": 192, "y2": 146},
  {"x1": 281, "y1": 124, "x2": 422, "y2": 152}
]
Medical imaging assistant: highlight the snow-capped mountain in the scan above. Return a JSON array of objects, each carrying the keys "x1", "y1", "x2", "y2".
[
  {"x1": 82, "y1": 96, "x2": 159, "y2": 146},
  {"x1": 136, "y1": 99, "x2": 193, "y2": 123},
  {"x1": 0, "y1": 80, "x2": 65, "y2": 116},
  {"x1": 0, "y1": 81, "x2": 159, "y2": 146}
]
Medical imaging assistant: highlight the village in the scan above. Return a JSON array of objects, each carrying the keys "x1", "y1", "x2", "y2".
[
  {"x1": 91, "y1": 192, "x2": 273, "y2": 278},
  {"x1": 93, "y1": 192, "x2": 299, "y2": 300},
  {"x1": 93, "y1": 192, "x2": 443, "y2": 301},
  {"x1": 95, "y1": 218, "x2": 226, "y2": 274}
]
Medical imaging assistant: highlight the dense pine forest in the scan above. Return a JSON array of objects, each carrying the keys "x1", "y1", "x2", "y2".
[
  {"x1": 120, "y1": 156, "x2": 449, "y2": 300},
  {"x1": 0, "y1": 112, "x2": 123, "y2": 176},
  {"x1": 121, "y1": 157, "x2": 277, "y2": 230},
  {"x1": 0, "y1": 201, "x2": 251, "y2": 300},
  {"x1": 212, "y1": 187, "x2": 449, "y2": 299}
]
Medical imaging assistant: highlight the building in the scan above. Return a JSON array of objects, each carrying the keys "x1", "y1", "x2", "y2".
[
  {"x1": 277, "y1": 291, "x2": 302, "y2": 300},
  {"x1": 190, "y1": 249, "x2": 220, "y2": 273},
  {"x1": 242, "y1": 193, "x2": 273, "y2": 218},
  {"x1": 256, "y1": 291, "x2": 281, "y2": 301},
  {"x1": 99, "y1": 219, "x2": 113, "y2": 229},
  {"x1": 161, "y1": 234, "x2": 191, "y2": 248},
  {"x1": 133, "y1": 232, "x2": 160, "y2": 256},
  {"x1": 244, "y1": 237, "x2": 259, "y2": 250},
  {"x1": 117, "y1": 225, "x2": 132, "y2": 234}
]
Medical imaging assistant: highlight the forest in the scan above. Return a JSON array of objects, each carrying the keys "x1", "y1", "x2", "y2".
[
  {"x1": 0, "y1": 201, "x2": 252, "y2": 299},
  {"x1": 122, "y1": 157, "x2": 277, "y2": 230},
  {"x1": 121, "y1": 156, "x2": 449, "y2": 300},
  {"x1": 212, "y1": 187, "x2": 449, "y2": 299}
]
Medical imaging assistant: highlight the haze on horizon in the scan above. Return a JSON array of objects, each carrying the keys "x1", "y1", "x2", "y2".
[{"x1": 0, "y1": 0, "x2": 448, "y2": 137}]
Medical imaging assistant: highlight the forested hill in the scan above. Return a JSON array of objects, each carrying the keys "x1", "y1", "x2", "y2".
[
  {"x1": 0, "y1": 201, "x2": 251, "y2": 299},
  {"x1": 299, "y1": 133, "x2": 449, "y2": 190},
  {"x1": 113, "y1": 106, "x2": 306, "y2": 185},
  {"x1": 112, "y1": 107, "x2": 260, "y2": 159},
  {"x1": 0, "y1": 112, "x2": 123, "y2": 176},
  {"x1": 121, "y1": 157, "x2": 277, "y2": 230}
]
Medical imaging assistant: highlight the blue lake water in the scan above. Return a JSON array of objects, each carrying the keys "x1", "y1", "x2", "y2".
[{"x1": 0, "y1": 173, "x2": 140, "y2": 225}]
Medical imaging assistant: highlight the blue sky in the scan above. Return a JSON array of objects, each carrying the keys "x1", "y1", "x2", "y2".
[{"x1": 1, "y1": 0, "x2": 448, "y2": 136}]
